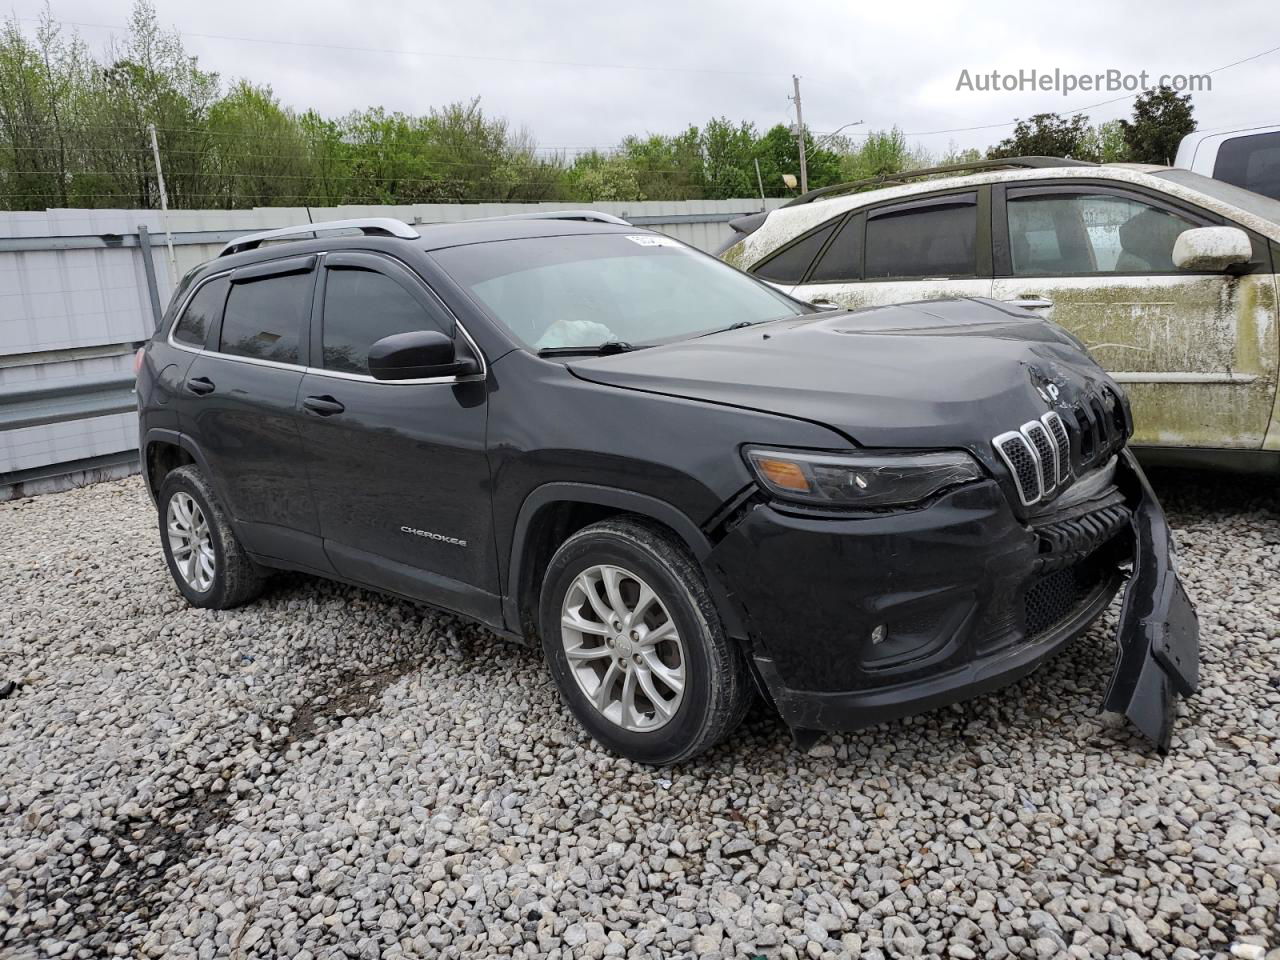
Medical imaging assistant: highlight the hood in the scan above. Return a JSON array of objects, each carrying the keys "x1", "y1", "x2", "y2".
[{"x1": 567, "y1": 298, "x2": 1123, "y2": 465}]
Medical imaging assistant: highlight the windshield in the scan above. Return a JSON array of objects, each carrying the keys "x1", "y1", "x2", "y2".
[
  {"x1": 1154, "y1": 168, "x2": 1280, "y2": 226},
  {"x1": 432, "y1": 233, "x2": 807, "y2": 350}
]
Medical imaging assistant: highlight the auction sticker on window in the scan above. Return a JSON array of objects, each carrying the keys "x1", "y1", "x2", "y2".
[{"x1": 625, "y1": 234, "x2": 681, "y2": 246}]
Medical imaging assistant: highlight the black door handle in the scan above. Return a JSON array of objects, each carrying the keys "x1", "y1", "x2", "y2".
[
  {"x1": 185, "y1": 376, "x2": 215, "y2": 396},
  {"x1": 303, "y1": 395, "x2": 345, "y2": 416}
]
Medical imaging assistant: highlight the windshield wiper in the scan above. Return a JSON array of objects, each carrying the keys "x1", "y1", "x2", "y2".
[
  {"x1": 692, "y1": 318, "x2": 779, "y2": 340},
  {"x1": 537, "y1": 340, "x2": 638, "y2": 357}
]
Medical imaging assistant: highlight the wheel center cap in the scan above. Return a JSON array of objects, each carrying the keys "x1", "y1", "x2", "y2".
[{"x1": 615, "y1": 637, "x2": 634, "y2": 657}]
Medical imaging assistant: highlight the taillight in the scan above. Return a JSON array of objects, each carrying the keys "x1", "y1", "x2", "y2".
[{"x1": 134, "y1": 347, "x2": 145, "y2": 377}]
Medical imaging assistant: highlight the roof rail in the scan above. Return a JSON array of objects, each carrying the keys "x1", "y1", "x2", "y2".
[
  {"x1": 218, "y1": 218, "x2": 421, "y2": 257},
  {"x1": 782, "y1": 156, "x2": 1098, "y2": 207},
  {"x1": 474, "y1": 209, "x2": 632, "y2": 226}
]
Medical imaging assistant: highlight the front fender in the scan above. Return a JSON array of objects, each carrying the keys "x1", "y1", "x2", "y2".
[{"x1": 504, "y1": 482, "x2": 749, "y2": 642}]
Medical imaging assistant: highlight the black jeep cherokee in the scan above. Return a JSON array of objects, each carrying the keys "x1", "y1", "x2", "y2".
[{"x1": 136, "y1": 214, "x2": 1199, "y2": 764}]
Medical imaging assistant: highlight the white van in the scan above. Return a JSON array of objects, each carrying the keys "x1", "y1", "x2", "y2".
[{"x1": 1175, "y1": 125, "x2": 1280, "y2": 201}]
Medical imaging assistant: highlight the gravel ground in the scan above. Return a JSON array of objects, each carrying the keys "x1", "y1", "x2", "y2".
[{"x1": 1, "y1": 470, "x2": 1277, "y2": 960}]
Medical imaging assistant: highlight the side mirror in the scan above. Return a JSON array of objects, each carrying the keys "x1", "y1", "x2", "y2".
[
  {"x1": 367, "y1": 330, "x2": 478, "y2": 381},
  {"x1": 1173, "y1": 226, "x2": 1252, "y2": 272}
]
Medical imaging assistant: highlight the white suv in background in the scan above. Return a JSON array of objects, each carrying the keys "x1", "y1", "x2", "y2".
[
  {"x1": 1176, "y1": 124, "x2": 1280, "y2": 201},
  {"x1": 719, "y1": 157, "x2": 1280, "y2": 468}
]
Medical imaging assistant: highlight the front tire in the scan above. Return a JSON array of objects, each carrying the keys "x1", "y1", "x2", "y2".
[
  {"x1": 158, "y1": 465, "x2": 266, "y2": 609},
  {"x1": 539, "y1": 517, "x2": 752, "y2": 765}
]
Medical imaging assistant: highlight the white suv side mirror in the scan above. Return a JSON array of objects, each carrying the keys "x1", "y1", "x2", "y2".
[{"x1": 1173, "y1": 226, "x2": 1252, "y2": 272}]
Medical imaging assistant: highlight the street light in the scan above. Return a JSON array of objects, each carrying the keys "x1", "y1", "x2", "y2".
[{"x1": 814, "y1": 121, "x2": 865, "y2": 148}]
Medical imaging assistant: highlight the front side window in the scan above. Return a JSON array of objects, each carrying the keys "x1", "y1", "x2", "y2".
[
  {"x1": 1007, "y1": 192, "x2": 1196, "y2": 275},
  {"x1": 172, "y1": 276, "x2": 229, "y2": 348},
  {"x1": 219, "y1": 271, "x2": 310, "y2": 364},
  {"x1": 1213, "y1": 132, "x2": 1280, "y2": 201},
  {"x1": 434, "y1": 233, "x2": 805, "y2": 350},
  {"x1": 865, "y1": 197, "x2": 977, "y2": 279},
  {"x1": 321, "y1": 267, "x2": 447, "y2": 374}
]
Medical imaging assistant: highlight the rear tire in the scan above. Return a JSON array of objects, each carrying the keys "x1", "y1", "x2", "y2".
[
  {"x1": 539, "y1": 517, "x2": 752, "y2": 765},
  {"x1": 158, "y1": 465, "x2": 266, "y2": 609}
]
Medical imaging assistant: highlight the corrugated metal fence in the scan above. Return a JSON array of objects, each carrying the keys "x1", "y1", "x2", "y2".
[{"x1": 0, "y1": 199, "x2": 783, "y2": 499}]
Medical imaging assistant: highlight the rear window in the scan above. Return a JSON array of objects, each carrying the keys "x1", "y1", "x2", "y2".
[
  {"x1": 219, "y1": 272, "x2": 310, "y2": 364},
  {"x1": 865, "y1": 196, "x2": 977, "y2": 279},
  {"x1": 172, "y1": 276, "x2": 228, "y2": 348},
  {"x1": 1213, "y1": 132, "x2": 1280, "y2": 202},
  {"x1": 433, "y1": 233, "x2": 805, "y2": 350}
]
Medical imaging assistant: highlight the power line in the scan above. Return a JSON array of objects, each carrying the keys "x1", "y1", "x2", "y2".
[
  {"x1": 16, "y1": 15, "x2": 782, "y2": 78},
  {"x1": 831, "y1": 41, "x2": 1280, "y2": 139}
]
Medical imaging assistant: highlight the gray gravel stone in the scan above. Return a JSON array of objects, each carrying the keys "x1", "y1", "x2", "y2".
[{"x1": 1, "y1": 471, "x2": 1277, "y2": 959}]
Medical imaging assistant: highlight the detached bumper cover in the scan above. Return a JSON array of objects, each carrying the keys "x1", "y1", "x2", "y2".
[{"x1": 1103, "y1": 451, "x2": 1200, "y2": 750}]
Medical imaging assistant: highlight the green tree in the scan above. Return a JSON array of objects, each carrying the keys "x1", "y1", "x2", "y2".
[
  {"x1": 839, "y1": 127, "x2": 918, "y2": 181},
  {"x1": 701, "y1": 117, "x2": 756, "y2": 199},
  {"x1": 618, "y1": 126, "x2": 704, "y2": 200},
  {"x1": 0, "y1": 8, "x2": 90, "y2": 209},
  {"x1": 207, "y1": 82, "x2": 309, "y2": 207},
  {"x1": 75, "y1": 0, "x2": 219, "y2": 207},
  {"x1": 752, "y1": 123, "x2": 841, "y2": 196},
  {"x1": 1083, "y1": 119, "x2": 1130, "y2": 164},
  {"x1": 1120, "y1": 86, "x2": 1194, "y2": 164},
  {"x1": 566, "y1": 150, "x2": 643, "y2": 201},
  {"x1": 988, "y1": 113, "x2": 1098, "y2": 161}
]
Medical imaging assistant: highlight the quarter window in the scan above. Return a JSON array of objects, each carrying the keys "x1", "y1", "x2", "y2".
[
  {"x1": 219, "y1": 271, "x2": 310, "y2": 364},
  {"x1": 865, "y1": 197, "x2": 977, "y2": 279},
  {"x1": 753, "y1": 221, "x2": 837, "y2": 283},
  {"x1": 321, "y1": 267, "x2": 447, "y2": 374},
  {"x1": 172, "y1": 276, "x2": 228, "y2": 348},
  {"x1": 1006, "y1": 193, "x2": 1196, "y2": 275}
]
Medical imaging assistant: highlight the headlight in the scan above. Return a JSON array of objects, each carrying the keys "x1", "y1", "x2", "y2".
[{"x1": 744, "y1": 446, "x2": 984, "y2": 508}]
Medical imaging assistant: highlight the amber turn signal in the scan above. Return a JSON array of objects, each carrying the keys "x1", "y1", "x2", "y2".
[{"x1": 754, "y1": 457, "x2": 811, "y2": 492}]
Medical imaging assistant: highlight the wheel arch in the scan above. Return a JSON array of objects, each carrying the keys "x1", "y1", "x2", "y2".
[
  {"x1": 505, "y1": 483, "x2": 748, "y2": 646},
  {"x1": 141, "y1": 429, "x2": 215, "y2": 505}
]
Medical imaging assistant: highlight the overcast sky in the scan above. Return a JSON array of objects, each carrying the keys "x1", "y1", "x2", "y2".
[{"x1": 11, "y1": 0, "x2": 1280, "y2": 155}]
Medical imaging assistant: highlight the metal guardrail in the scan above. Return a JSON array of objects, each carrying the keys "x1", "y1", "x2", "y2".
[{"x1": 0, "y1": 373, "x2": 137, "y2": 431}]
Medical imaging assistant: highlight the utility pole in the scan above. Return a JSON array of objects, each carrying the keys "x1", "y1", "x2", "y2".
[
  {"x1": 148, "y1": 123, "x2": 178, "y2": 287},
  {"x1": 790, "y1": 74, "x2": 808, "y2": 194}
]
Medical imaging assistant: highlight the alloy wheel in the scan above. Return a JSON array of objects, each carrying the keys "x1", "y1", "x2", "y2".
[
  {"x1": 559, "y1": 563, "x2": 686, "y2": 732},
  {"x1": 166, "y1": 492, "x2": 215, "y2": 592}
]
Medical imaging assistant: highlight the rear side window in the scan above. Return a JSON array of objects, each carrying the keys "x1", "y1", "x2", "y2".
[
  {"x1": 321, "y1": 267, "x2": 448, "y2": 374},
  {"x1": 753, "y1": 221, "x2": 838, "y2": 283},
  {"x1": 219, "y1": 272, "x2": 310, "y2": 364},
  {"x1": 1213, "y1": 132, "x2": 1280, "y2": 201},
  {"x1": 808, "y1": 217, "x2": 863, "y2": 283},
  {"x1": 172, "y1": 276, "x2": 228, "y2": 348},
  {"x1": 865, "y1": 196, "x2": 977, "y2": 279}
]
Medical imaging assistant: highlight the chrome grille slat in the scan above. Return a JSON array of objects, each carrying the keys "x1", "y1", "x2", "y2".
[
  {"x1": 1022, "y1": 419, "x2": 1057, "y2": 496},
  {"x1": 994, "y1": 430, "x2": 1042, "y2": 506},
  {"x1": 1041, "y1": 412, "x2": 1071, "y2": 485}
]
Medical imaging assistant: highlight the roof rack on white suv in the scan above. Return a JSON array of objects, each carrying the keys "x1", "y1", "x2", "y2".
[
  {"x1": 219, "y1": 218, "x2": 421, "y2": 257},
  {"x1": 784, "y1": 155, "x2": 1097, "y2": 207}
]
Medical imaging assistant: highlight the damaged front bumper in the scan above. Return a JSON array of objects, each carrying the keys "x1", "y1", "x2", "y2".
[
  {"x1": 1103, "y1": 451, "x2": 1200, "y2": 750},
  {"x1": 710, "y1": 449, "x2": 1199, "y2": 750}
]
